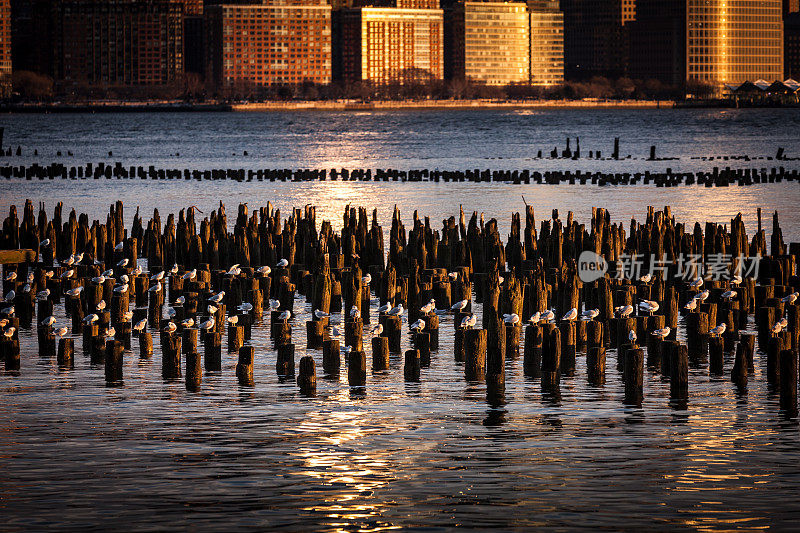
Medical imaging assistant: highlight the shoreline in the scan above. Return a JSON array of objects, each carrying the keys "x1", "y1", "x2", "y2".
[{"x1": 0, "y1": 99, "x2": 674, "y2": 113}]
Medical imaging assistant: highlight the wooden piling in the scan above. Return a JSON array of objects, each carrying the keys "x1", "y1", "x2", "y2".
[{"x1": 297, "y1": 355, "x2": 316, "y2": 396}]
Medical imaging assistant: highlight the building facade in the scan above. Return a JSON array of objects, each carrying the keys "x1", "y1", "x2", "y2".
[
  {"x1": 445, "y1": 1, "x2": 529, "y2": 85},
  {"x1": 528, "y1": 1, "x2": 563, "y2": 85},
  {"x1": 337, "y1": 6, "x2": 443, "y2": 84},
  {"x1": 205, "y1": 2, "x2": 332, "y2": 89},
  {"x1": 631, "y1": 0, "x2": 784, "y2": 88},
  {"x1": 0, "y1": 0, "x2": 10, "y2": 96},
  {"x1": 560, "y1": 0, "x2": 634, "y2": 80},
  {"x1": 52, "y1": 0, "x2": 185, "y2": 86},
  {"x1": 786, "y1": 12, "x2": 800, "y2": 79}
]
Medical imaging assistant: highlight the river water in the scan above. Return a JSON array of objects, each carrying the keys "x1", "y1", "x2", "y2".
[{"x1": 1, "y1": 109, "x2": 800, "y2": 531}]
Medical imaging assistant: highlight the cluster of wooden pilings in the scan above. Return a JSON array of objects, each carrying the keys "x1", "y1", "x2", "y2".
[
  {"x1": 0, "y1": 199, "x2": 799, "y2": 413},
  {"x1": 2, "y1": 162, "x2": 799, "y2": 187}
]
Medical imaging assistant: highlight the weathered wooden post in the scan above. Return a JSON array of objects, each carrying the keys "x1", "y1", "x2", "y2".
[{"x1": 297, "y1": 355, "x2": 316, "y2": 396}]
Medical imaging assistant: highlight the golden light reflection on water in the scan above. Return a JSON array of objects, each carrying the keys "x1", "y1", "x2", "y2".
[{"x1": 295, "y1": 409, "x2": 402, "y2": 532}]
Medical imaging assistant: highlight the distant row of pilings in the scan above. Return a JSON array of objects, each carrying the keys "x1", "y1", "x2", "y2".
[{"x1": 1, "y1": 200, "x2": 799, "y2": 413}]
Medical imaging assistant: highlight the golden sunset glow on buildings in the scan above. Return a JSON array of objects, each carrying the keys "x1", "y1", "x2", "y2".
[{"x1": 528, "y1": 1, "x2": 564, "y2": 85}]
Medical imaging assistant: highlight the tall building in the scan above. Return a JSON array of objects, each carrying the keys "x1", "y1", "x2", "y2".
[
  {"x1": 560, "y1": 0, "x2": 634, "y2": 80},
  {"x1": 52, "y1": 0, "x2": 185, "y2": 86},
  {"x1": 787, "y1": 12, "x2": 800, "y2": 79},
  {"x1": 630, "y1": 0, "x2": 784, "y2": 88},
  {"x1": 0, "y1": 0, "x2": 10, "y2": 96},
  {"x1": 528, "y1": 1, "x2": 563, "y2": 85},
  {"x1": 336, "y1": 3, "x2": 443, "y2": 84},
  {"x1": 444, "y1": 1, "x2": 529, "y2": 85},
  {"x1": 205, "y1": 2, "x2": 332, "y2": 89}
]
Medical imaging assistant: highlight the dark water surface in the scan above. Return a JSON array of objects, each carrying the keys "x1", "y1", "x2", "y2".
[{"x1": 1, "y1": 109, "x2": 800, "y2": 531}]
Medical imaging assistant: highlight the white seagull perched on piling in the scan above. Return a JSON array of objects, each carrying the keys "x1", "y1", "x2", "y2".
[
  {"x1": 722, "y1": 290, "x2": 737, "y2": 300},
  {"x1": 278, "y1": 310, "x2": 291, "y2": 322},
  {"x1": 639, "y1": 300, "x2": 659, "y2": 316},
  {"x1": 199, "y1": 317, "x2": 215, "y2": 330},
  {"x1": 102, "y1": 269, "x2": 114, "y2": 277},
  {"x1": 269, "y1": 299, "x2": 281, "y2": 311},
  {"x1": 420, "y1": 301, "x2": 435, "y2": 315},
  {"x1": 709, "y1": 323, "x2": 727, "y2": 337},
  {"x1": 778, "y1": 317, "x2": 788, "y2": 329},
  {"x1": 169, "y1": 264, "x2": 179, "y2": 276},
  {"x1": 448, "y1": 271, "x2": 459, "y2": 281},
  {"x1": 782, "y1": 292, "x2": 799, "y2": 304},
  {"x1": 349, "y1": 305, "x2": 361, "y2": 319},
  {"x1": 40, "y1": 316, "x2": 56, "y2": 328},
  {"x1": 117, "y1": 258, "x2": 129, "y2": 268},
  {"x1": 529, "y1": 312, "x2": 541, "y2": 324},
  {"x1": 54, "y1": 326, "x2": 68, "y2": 338},
  {"x1": 207, "y1": 305, "x2": 218, "y2": 315},
  {"x1": 377, "y1": 303, "x2": 391, "y2": 314},
  {"x1": 362, "y1": 273, "x2": 371, "y2": 285},
  {"x1": 257, "y1": 265, "x2": 271, "y2": 275},
  {"x1": 697, "y1": 290, "x2": 710, "y2": 302},
  {"x1": 167, "y1": 307, "x2": 177, "y2": 319},
  {"x1": 771, "y1": 321, "x2": 784, "y2": 335},
  {"x1": 83, "y1": 314, "x2": 99, "y2": 324},
  {"x1": 684, "y1": 298, "x2": 698, "y2": 311},
  {"x1": 689, "y1": 278, "x2": 703, "y2": 289},
  {"x1": 40, "y1": 239, "x2": 50, "y2": 248},
  {"x1": 176, "y1": 295, "x2": 186, "y2": 305},
  {"x1": 615, "y1": 305, "x2": 634, "y2": 318},
  {"x1": 451, "y1": 299, "x2": 468, "y2": 312},
  {"x1": 114, "y1": 242, "x2": 124, "y2": 252},
  {"x1": 91, "y1": 275, "x2": 105, "y2": 285},
  {"x1": 96, "y1": 300, "x2": 106, "y2": 311},
  {"x1": 132, "y1": 266, "x2": 142, "y2": 276},
  {"x1": 226, "y1": 264, "x2": 241, "y2": 276},
  {"x1": 4, "y1": 327, "x2": 15, "y2": 338},
  {"x1": 105, "y1": 327, "x2": 116, "y2": 339},
  {"x1": 66, "y1": 287, "x2": 83, "y2": 297},
  {"x1": 628, "y1": 330, "x2": 637, "y2": 343},
  {"x1": 44, "y1": 270, "x2": 54, "y2": 279},
  {"x1": 208, "y1": 291, "x2": 225, "y2": 304},
  {"x1": 0, "y1": 318, "x2": 8, "y2": 328},
  {"x1": 113, "y1": 283, "x2": 128, "y2": 294},
  {"x1": 639, "y1": 273, "x2": 652, "y2": 283},
  {"x1": 4, "y1": 272, "x2": 15, "y2": 282},
  {"x1": 388, "y1": 304, "x2": 404, "y2": 316},
  {"x1": 314, "y1": 309, "x2": 329, "y2": 319},
  {"x1": 503, "y1": 313, "x2": 520, "y2": 325},
  {"x1": 581, "y1": 308, "x2": 600, "y2": 321},
  {"x1": 163, "y1": 322, "x2": 177, "y2": 334},
  {"x1": 238, "y1": 303, "x2": 253, "y2": 313},
  {"x1": 26, "y1": 272, "x2": 34, "y2": 283},
  {"x1": 731, "y1": 275, "x2": 742, "y2": 286},
  {"x1": 652, "y1": 327, "x2": 671, "y2": 339},
  {"x1": 562, "y1": 308, "x2": 578, "y2": 322},
  {"x1": 151, "y1": 271, "x2": 165, "y2": 282},
  {"x1": 123, "y1": 311, "x2": 133, "y2": 321},
  {"x1": 461, "y1": 314, "x2": 477, "y2": 329},
  {"x1": 1, "y1": 305, "x2": 14, "y2": 316},
  {"x1": 37, "y1": 289, "x2": 50, "y2": 301},
  {"x1": 541, "y1": 309, "x2": 556, "y2": 323},
  {"x1": 62, "y1": 256, "x2": 75, "y2": 267},
  {"x1": 133, "y1": 319, "x2": 147, "y2": 332},
  {"x1": 3, "y1": 290, "x2": 15, "y2": 302},
  {"x1": 148, "y1": 283, "x2": 161, "y2": 293},
  {"x1": 410, "y1": 319, "x2": 425, "y2": 332},
  {"x1": 276, "y1": 258, "x2": 289, "y2": 268},
  {"x1": 181, "y1": 318, "x2": 194, "y2": 328},
  {"x1": 371, "y1": 323, "x2": 383, "y2": 335},
  {"x1": 61, "y1": 269, "x2": 74, "y2": 279},
  {"x1": 183, "y1": 269, "x2": 197, "y2": 281}
]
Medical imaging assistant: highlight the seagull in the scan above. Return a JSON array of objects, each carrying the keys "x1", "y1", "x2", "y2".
[
  {"x1": 40, "y1": 239, "x2": 50, "y2": 247},
  {"x1": 420, "y1": 301, "x2": 435, "y2": 315},
  {"x1": 639, "y1": 273, "x2": 652, "y2": 283},
  {"x1": 684, "y1": 298, "x2": 698, "y2": 311},
  {"x1": 4, "y1": 272, "x2": 15, "y2": 281},
  {"x1": 22, "y1": 283, "x2": 30, "y2": 293},
  {"x1": 91, "y1": 275, "x2": 105, "y2": 285},
  {"x1": 257, "y1": 265, "x2": 271, "y2": 275},
  {"x1": 150, "y1": 271, "x2": 165, "y2": 282},
  {"x1": 332, "y1": 326, "x2": 342, "y2": 337},
  {"x1": 169, "y1": 264, "x2": 179, "y2": 275},
  {"x1": 3, "y1": 327, "x2": 15, "y2": 338},
  {"x1": 167, "y1": 307, "x2": 176, "y2": 318},
  {"x1": 226, "y1": 264, "x2": 241, "y2": 276},
  {"x1": 349, "y1": 305, "x2": 360, "y2": 319},
  {"x1": 562, "y1": 308, "x2": 578, "y2": 322},
  {"x1": 722, "y1": 290, "x2": 737, "y2": 300},
  {"x1": 54, "y1": 326, "x2": 68, "y2": 338},
  {"x1": 113, "y1": 284, "x2": 128, "y2": 293},
  {"x1": 772, "y1": 321, "x2": 784, "y2": 335},
  {"x1": 652, "y1": 327, "x2": 671, "y2": 339},
  {"x1": 117, "y1": 258, "x2": 129, "y2": 268},
  {"x1": 62, "y1": 256, "x2": 75, "y2": 267},
  {"x1": 529, "y1": 311, "x2": 541, "y2": 324},
  {"x1": 133, "y1": 319, "x2": 147, "y2": 332},
  {"x1": 639, "y1": 300, "x2": 659, "y2": 315},
  {"x1": 181, "y1": 318, "x2": 194, "y2": 328},
  {"x1": 448, "y1": 271, "x2": 458, "y2": 280},
  {"x1": 114, "y1": 242, "x2": 124, "y2": 252},
  {"x1": 388, "y1": 304, "x2": 404, "y2": 316},
  {"x1": 238, "y1": 303, "x2": 253, "y2": 313},
  {"x1": 26, "y1": 272, "x2": 34, "y2": 283},
  {"x1": 451, "y1": 299, "x2": 468, "y2": 312},
  {"x1": 148, "y1": 284, "x2": 161, "y2": 293},
  {"x1": 410, "y1": 319, "x2": 425, "y2": 332},
  {"x1": 362, "y1": 273, "x2": 371, "y2": 285},
  {"x1": 314, "y1": 309, "x2": 330, "y2": 319},
  {"x1": 541, "y1": 309, "x2": 555, "y2": 323},
  {"x1": 503, "y1": 313, "x2": 520, "y2": 325},
  {"x1": 0, "y1": 318, "x2": 7, "y2": 328},
  {"x1": 40, "y1": 316, "x2": 56, "y2": 328},
  {"x1": 120, "y1": 275, "x2": 129, "y2": 285},
  {"x1": 268, "y1": 299, "x2": 281, "y2": 311},
  {"x1": 581, "y1": 308, "x2": 600, "y2": 321},
  {"x1": 709, "y1": 323, "x2": 726, "y2": 337},
  {"x1": 66, "y1": 287, "x2": 84, "y2": 297},
  {"x1": 83, "y1": 314, "x2": 99, "y2": 324},
  {"x1": 778, "y1": 317, "x2": 788, "y2": 329},
  {"x1": 199, "y1": 317, "x2": 215, "y2": 330},
  {"x1": 208, "y1": 291, "x2": 225, "y2": 304},
  {"x1": 61, "y1": 269, "x2": 74, "y2": 279},
  {"x1": 615, "y1": 305, "x2": 634, "y2": 318},
  {"x1": 96, "y1": 300, "x2": 106, "y2": 311},
  {"x1": 697, "y1": 290, "x2": 709, "y2": 302},
  {"x1": 377, "y1": 303, "x2": 391, "y2": 314},
  {"x1": 371, "y1": 323, "x2": 384, "y2": 335},
  {"x1": 73, "y1": 252, "x2": 84, "y2": 264},
  {"x1": 276, "y1": 258, "x2": 289, "y2": 268},
  {"x1": 44, "y1": 270, "x2": 54, "y2": 279},
  {"x1": 782, "y1": 292, "x2": 798, "y2": 304},
  {"x1": 461, "y1": 314, "x2": 477, "y2": 329},
  {"x1": 3, "y1": 290, "x2": 15, "y2": 302},
  {"x1": 1, "y1": 305, "x2": 14, "y2": 316},
  {"x1": 731, "y1": 275, "x2": 742, "y2": 286},
  {"x1": 105, "y1": 326, "x2": 116, "y2": 339},
  {"x1": 689, "y1": 278, "x2": 703, "y2": 289},
  {"x1": 183, "y1": 269, "x2": 197, "y2": 281},
  {"x1": 207, "y1": 305, "x2": 218, "y2": 315},
  {"x1": 37, "y1": 289, "x2": 50, "y2": 301},
  {"x1": 498, "y1": 275, "x2": 504, "y2": 285},
  {"x1": 278, "y1": 310, "x2": 291, "y2": 321},
  {"x1": 102, "y1": 269, "x2": 114, "y2": 277},
  {"x1": 132, "y1": 266, "x2": 142, "y2": 276},
  {"x1": 163, "y1": 322, "x2": 177, "y2": 334},
  {"x1": 628, "y1": 330, "x2": 637, "y2": 343},
  {"x1": 176, "y1": 296, "x2": 186, "y2": 305},
  {"x1": 123, "y1": 311, "x2": 133, "y2": 321}
]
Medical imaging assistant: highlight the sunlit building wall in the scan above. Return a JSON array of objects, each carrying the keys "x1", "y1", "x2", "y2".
[
  {"x1": 529, "y1": 1, "x2": 564, "y2": 85},
  {"x1": 445, "y1": 1, "x2": 529, "y2": 85},
  {"x1": 337, "y1": 7, "x2": 443, "y2": 84},
  {"x1": 205, "y1": 2, "x2": 332, "y2": 88}
]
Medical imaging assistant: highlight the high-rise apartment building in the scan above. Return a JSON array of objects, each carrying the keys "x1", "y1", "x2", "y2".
[
  {"x1": 560, "y1": 0, "x2": 634, "y2": 79},
  {"x1": 205, "y1": 1, "x2": 332, "y2": 88},
  {"x1": 0, "y1": 0, "x2": 10, "y2": 96},
  {"x1": 630, "y1": 0, "x2": 784, "y2": 88},
  {"x1": 52, "y1": 0, "x2": 185, "y2": 86},
  {"x1": 528, "y1": 1, "x2": 563, "y2": 85},
  {"x1": 444, "y1": 1, "x2": 529, "y2": 85},
  {"x1": 786, "y1": 12, "x2": 800, "y2": 79},
  {"x1": 336, "y1": 3, "x2": 443, "y2": 84}
]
